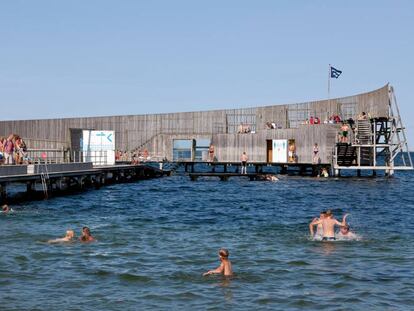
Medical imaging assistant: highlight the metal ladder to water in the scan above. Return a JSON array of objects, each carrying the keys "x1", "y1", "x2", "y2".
[{"x1": 39, "y1": 159, "x2": 50, "y2": 199}]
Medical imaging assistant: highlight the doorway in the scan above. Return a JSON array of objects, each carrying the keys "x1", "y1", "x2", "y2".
[{"x1": 266, "y1": 140, "x2": 272, "y2": 163}]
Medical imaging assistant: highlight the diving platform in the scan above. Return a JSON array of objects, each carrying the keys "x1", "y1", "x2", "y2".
[{"x1": 332, "y1": 86, "x2": 413, "y2": 176}]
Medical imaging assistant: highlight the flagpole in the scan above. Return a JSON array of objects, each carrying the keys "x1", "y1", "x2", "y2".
[
  {"x1": 328, "y1": 64, "x2": 331, "y2": 118},
  {"x1": 328, "y1": 64, "x2": 331, "y2": 100}
]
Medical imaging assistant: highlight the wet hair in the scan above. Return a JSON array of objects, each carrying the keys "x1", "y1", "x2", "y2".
[
  {"x1": 325, "y1": 210, "x2": 333, "y2": 217},
  {"x1": 219, "y1": 248, "x2": 229, "y2": 258},
  {"x1": 342, "y1": 225, "x2": 350, "y2": 230}
]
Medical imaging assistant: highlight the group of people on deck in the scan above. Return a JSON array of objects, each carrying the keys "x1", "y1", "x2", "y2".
[{"x1": 0, "y1": 134, "x2": 28, "y2": 165}]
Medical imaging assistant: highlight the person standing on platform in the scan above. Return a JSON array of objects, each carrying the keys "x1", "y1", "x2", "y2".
[
  {"x1": 312, "y1": 143, "x2": 320, "y2": 164},
  {"x1": 4, "y1": 136, "x2": 14, "y2": 165},
  {"x1": 209, "y1": 144, "x2": 215, "y2": 162},
  {"x1": 340, "y1": 122, "x2": 350, "y2": 143},
  {"x1": 240, "y1": 152, "x2": 248, "y2": 174}
]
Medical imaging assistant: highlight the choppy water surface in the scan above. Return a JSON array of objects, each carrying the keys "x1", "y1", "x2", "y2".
[{"x1": 1, "y1": 171, "x2": 414, "y2": 310}]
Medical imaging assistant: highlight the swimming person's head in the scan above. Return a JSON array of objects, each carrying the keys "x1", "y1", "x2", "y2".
[
  {"x1": 325, "y1": 210, "x2": 333, "y2": 218},
  {"x1": 340, "y1": 225, "x2": 350, "y2": 234},
  {"x1": 65, "y1": 230, "x2": 75, "y2": 239},
  {"x1": 219, "y1": 248, "x2": 229, "y2": 260},
  {"x1": 320, "y1": 211, "x2": 326, "y2": 219},
  {"x1": 2, "y1": 204, "x2": 10, "y2": 213},
  {"x1": 82, "y1": 227, "x2": 91, "y2": 237}
]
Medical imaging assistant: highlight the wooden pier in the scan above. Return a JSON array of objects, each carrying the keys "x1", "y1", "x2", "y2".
[
  {"x1": 180, "y1": 161, "x2": 327, "y2": 177},
  {"x1": 0, "y1": 163, "x2": 166, "y2": 203}
]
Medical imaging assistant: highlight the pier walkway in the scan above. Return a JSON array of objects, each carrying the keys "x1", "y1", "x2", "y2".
[{"x1": 0, "y1": 162, "x2": 166, "y2": 203}]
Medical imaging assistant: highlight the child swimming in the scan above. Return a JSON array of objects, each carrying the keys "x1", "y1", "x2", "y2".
[
  {"x1": 203, "y1": 248, "x2": 233, "y2": 277},
  {"x1": 48, "y1": 230, "x2": 75, "y2": 243}
]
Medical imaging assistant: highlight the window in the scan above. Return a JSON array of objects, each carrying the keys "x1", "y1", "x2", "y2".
[
  {"x1": 173, "y1": 139, "x2": 193, "y2": 161},
  {"x1": 341, "y1": 102, "x2": 357, "y2": 120},
  {"x1": 288, "y1": 104, "x2": 311, "y2": 128},
  {"x1": 226, "y1": 108, "x2": 257, "y2": 133},
  {"x1": 194, "y1": 139, "x2": 211, "y2": 161}
]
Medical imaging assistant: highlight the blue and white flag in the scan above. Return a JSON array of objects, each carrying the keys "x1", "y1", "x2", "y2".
[{"x1": 330, "y1": 66, "x2": 342, "y2": 79}]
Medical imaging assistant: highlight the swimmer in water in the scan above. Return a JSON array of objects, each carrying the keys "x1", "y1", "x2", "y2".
[
  {"x1": 203, "y1": 248, "x2": 233, "y2": 277},
  {"x1": 2, "y1": 204, "x2": 10, "y2": 213},
  {"x1": 265, "y1": 174, "x2": 278, "y2": 181},
  {"x1": 311, "y1": 210, "x2": 346, "y2": 241},
  {"x1": 336, "y1": 214, "x2": 357, "y2": 239},
  {"x1": 309, "y1": 211, "x2": 326, "y2": 239},
  {"x1": 48, "y1": 230, "x2": 75, "y2": 243},
  {"x1": 79, "y1": 226, "x2": 95, "y2": 242}
]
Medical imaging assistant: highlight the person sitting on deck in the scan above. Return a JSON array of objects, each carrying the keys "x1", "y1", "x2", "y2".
[
  {"x1": 203, "y1": 248, "x2": 233, "y2": 277},
  {"x1": 320, "y1": 167, "x2": 329, "y2": 178},
  {"x1": 48, "y1": 230, "x2": 75, "y2": 243},
  {"x1": 358, "y1": 112, "x2": 368, "y2": 121},
  {"x1": 80, "y1": 227, "x2": 96, "y2": 242},
  {"x1": 311, "y1": 210, "x2": 346, "y2": 241}
]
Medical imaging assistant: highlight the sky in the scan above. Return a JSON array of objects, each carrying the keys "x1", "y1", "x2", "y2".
[{"x1": 1, "y1": 0, "x2": 413, "y2": 144}]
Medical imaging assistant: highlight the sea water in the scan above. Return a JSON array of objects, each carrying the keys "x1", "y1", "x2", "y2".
[{"x1": 1, "y1": 170, "x2": 414, "y2": 310}]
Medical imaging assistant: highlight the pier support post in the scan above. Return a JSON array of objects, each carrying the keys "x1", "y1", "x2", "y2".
[
  {"x1": 357, "y1": 169, "x2": 361, "y2": 177},
  {"x1": 372, "y1": 170, "x2": 377, "y2": 177},
  {"x1": 0, "y1": 183, "x2": 7, "y2": 203},
  {"x1": 26, "y1": 181, "x2": 34, "y2": 193}
]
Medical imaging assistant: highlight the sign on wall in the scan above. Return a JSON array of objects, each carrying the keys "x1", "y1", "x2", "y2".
[
  {"x1": 272, "y1": 139, "x2": 288, "y2": 163},
  {"x1": 82, "y1": 130, "x2": 115, "y2": 165}
]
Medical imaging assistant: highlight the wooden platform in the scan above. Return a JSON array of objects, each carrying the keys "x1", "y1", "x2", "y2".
[{"x1": 0, "y1": 163, "x2": 166, "y2": 203}]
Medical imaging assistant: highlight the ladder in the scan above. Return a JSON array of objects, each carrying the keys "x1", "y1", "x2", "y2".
[
  {"x1": 355, "y1": 119, "x2": 372, "y2": 144},
  {"x1": 39, "y1": 159, "x2": 50, "y2": 199}
]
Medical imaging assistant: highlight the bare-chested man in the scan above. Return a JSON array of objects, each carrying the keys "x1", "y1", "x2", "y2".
[
  {"x1": 312, "y1": 210, "x2": 346, "y2": 241},
  {"x1": 203, "y1": 248, "x2": 233, "y2": 277}
]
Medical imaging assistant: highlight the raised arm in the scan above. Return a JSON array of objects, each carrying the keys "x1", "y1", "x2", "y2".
[
  {"x1": 309, "y1": 218, "x2": 321, "y2": 236},
  {"x1": 341, "y1": 213, "x2": 349, "y2": 226}
]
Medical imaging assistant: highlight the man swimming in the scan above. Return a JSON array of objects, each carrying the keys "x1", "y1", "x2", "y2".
[
  {"x1": 48, "y1": 230, "x2": 75, "y2": 243},
  {"x1": 203, "y1": 248, "x2": 233, "y2": 277},
  {"x1": 79, "y1": 227, "x2": 96, "y2": 242},
  {"x1": 311, "y1": 210, "x2": 346, "y2": 241}
]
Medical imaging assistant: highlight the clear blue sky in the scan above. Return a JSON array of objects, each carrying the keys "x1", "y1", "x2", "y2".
[{"x1": 1, "y1": 1, "x2": 413, "y2": 144}]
